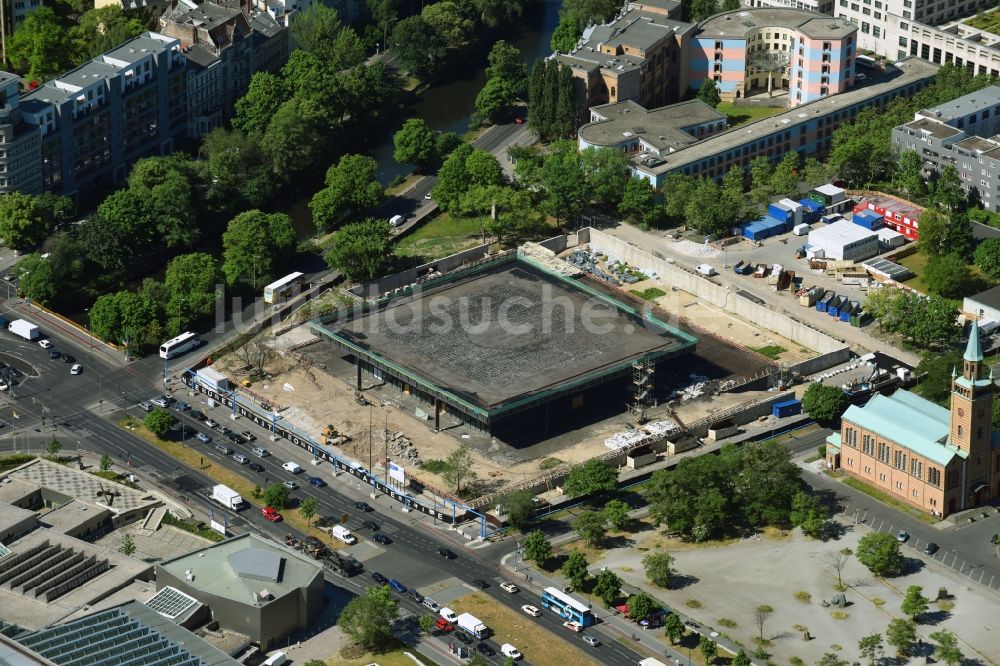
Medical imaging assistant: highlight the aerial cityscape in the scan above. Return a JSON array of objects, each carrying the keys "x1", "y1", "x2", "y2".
[{"x1": 2, "y1": 0, "x2": 1000, "y2": 665}]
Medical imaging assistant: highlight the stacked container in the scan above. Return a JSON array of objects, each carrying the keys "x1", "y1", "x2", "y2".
[{"x1": 852, "y1": 210, "x2": 884, "y2": 230}]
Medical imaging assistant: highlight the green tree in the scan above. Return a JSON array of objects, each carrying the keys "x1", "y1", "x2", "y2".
[
  {"x1": 433, "y1": 143, "x2": 474, "y2": 212},
  {"x1": 931, "y1": 165, "x2": 967, "y2": 212},
  {"x1": 260, "y1": 97, "x2": 327, "y2": 179},
  {"x1": 626, "y1": 591, "x2": 655, "y2": 621},
  {"x1": 732, "y1": 649, "x2": 751, "y2": 666},
  {"x1": 221, "y1": 210, "x2": 296, "y2": 287},
  {"x1": 89, "y1": 290, "x2": 160, "y2": 347},
  {"x1": 900, "y1": 585, "x2": 929, "y2": 622},
  {"x1": 885, "y1": 618, "x2": 917, "y2": 657},
  {"x1": 801, "y1": 383, "x2": 849, "y2": 421},
  {"x1": 290, "y1": 2, "x2": 343, "y2": 53},
  {"x1": 200, "y1": 128, "x2": 274, "y2": 209},
  {"x1": 523, "y1": 529, "x2": 552, "y2": 565},
  {"x1": 310, "y1": 154, "x2": 384, "y2": 230},
  {"x1": 163, "y1": 253, "x2": 217, "y2": 336},
  {"x1": 749, "y1": 156, "x2": 776, "y2": 204},
  {"x1": 100, "y1": 454, "x2": 113, "y2": 473},
  {"x1": 7, "y1": 7, "x2": 74, "y2": 83},
  {"x1": 391, "y1": 16, "x2": 447, "y2": 77},
  {"x1": 486, "y1": 40, "x2": 527, "y2": 93},
  {"x1": 539, "y1": 143, "x2": 588, "y2": 224},
  {"x1": 801, "y1": 157, "x2": 833, "y2": 188},
  {"x1": 816, "y1": 654, "x2": 849, "y2": 666},
  {"x1": 691, "y1": 0, "x2": 719, "y2": 19},
  {"x1": 46, "y1": 436, "x2": 62, "y2": 459},
  {"x1": 665, "y1": 612, "x2": 684, "y2": 644},
  {"x1": 561, "y1": 551, "x2": 589, "y2": 591},
  {"x1": 527, "y1": 58, "x2": 549, "y2": 136},
  {"x1": 975, "y1": 236, "x2": 1000, "y2": 277},
  {"x1": 914, "y1": 349, "x2": 964, "y2": 404},
  {"x1": 619, "y1": 178, "x2": 660, "y2": 227},
  {"x1": 299, "y1": 497, "x2": 318, "y2": 526},
  {"x1": 685, "y1": 177, "x2": 745, "y2": 237},
  {"x1": 466, "y1": 149, "x2": 507, "y2": 187},
  {"x1": 0, "y1": 192, "x2": 56, "y2": 251},
  {"x1": 771, "y1": 151, "x2": 801, "y2": 198},
  {"x1": 929, "y1": 630, "x2": 963, "y2": 666},
  {"x1": 564, "y1": 459, "x2": 618, "y2": 497},
  {"x1": 642, "y1": 551, "x2": 674, "y2": 588},
  {"x1": 119, "y1": 533, "x2": 136, "y2": 557},
  {"x1": 499, "y1": 489, "x2": 536, "y2": 530},
  {"x1": 924, "y1": 253, "x2": 976, "y2": 298},
  {"x1": 475, "y1": 76, "x2": 516, "y2": 124},
  {"x1": 573, "y1": 510, "x2": 608, "y2": 547},
  {"x1": 339, "y1": 584, "x2": 399, "y2": 651},
  {"x1": 917, "y1": 208, "x2": 949, "y2": 256},
  {"x1": 790, "y1": 490, "x2": 826, "y2": 538},
  {"x1": 699, "y1": 636, "x2": 719, "y2": 664},
  {"x1": 418, "y1": 614, "x2": 435, "y2": 634},
  {"x1": 473, "y1": 0, "x2": 527, "y2": 27},
  {"x1": 441, "y1": 444, "x2": 477, "y2": 496},
  {"x1": 263, "y1": 483, "x2": 290, "y2": 510},
  {"x1": 894, "y1": 150, "x2": 928, "y2": 201},
  {"x1": 721, "y1": 0, "x2": 740, "y2": 10},
  {"x1": 422, "y1": 1, "x2": 474, "y2": 46},
  {"x1": 70, "y1": 6, "x2": 144, "y2": 61},
  {"x1": 604, "y1": 499, "x2": 630, "y2": 530},
  {"x1": 857, "y1": 633, "x2": 884, "y2": 666},
  {"x1": 555, "y1": 64, "x2": 577, "y2": 138},
  {"x1": 593, "y1": 569, "x2": 621, "y2": 607},
  {"x1": 696, "y1": 78, "x2": 721, "y2": 108},
  {"x1": 855, "y1": 532, "x2": 904, "y2": 576},
  {"x1": 144, "y1": 409, "x2": 175, "y2": 438},
  {"x1": 393, "y1": 118, "x2": 438, "y2": 170},
  {"x1": 581, "y1": 147, "x2": 632, "y2": 208},
  {"x1": 14, "y1": 254, "x2": 59, "y2": 306},
  {"x1": 945, "y1": 210, "x2": 975, "y2": 260},
  {"x1": 233, "y1": 72, "x2": 288, "y2": 136}
]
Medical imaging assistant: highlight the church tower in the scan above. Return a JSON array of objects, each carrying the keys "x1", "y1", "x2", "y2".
[{"x1": 950, "y1": 321, "x2": 994, "y2": 506}]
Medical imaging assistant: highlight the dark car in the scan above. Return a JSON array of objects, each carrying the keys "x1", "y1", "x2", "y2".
[
  {"x1": 62, "y1": 354, "x2": 76, "y2": 364},
  {"x1": 354, "y1": 501, "x2": 373, "y2": 512},
  {"x1": 218, "y1": 426, "x2": 233, "y2": 436},
  {"x1": 372, "y1": 572, "x2": 388, "y2": 585},
  {"x1": 189, "y1": 410, "x2": 206, "y2": 421},
  {"x1": 308, "y1": 476, "x2": 327, "y2": 488},
  {"x1": 408, "y1": 589, "x2": 423, "y2": 603},
  {"x1": 923, "y1": 542, "x2": 939, "y2": 555},
  {"x1": 471, "y1": 578, "x2": 488, "y2": 589},
  {"x1": 173, "y1": 401, "x2": 191, "y2": 412},
  {"x1": 454, "y1": 631, "x2": 474, "y2": 645},
  {"x1": 227, "y1": 432, "x2": 243, "y2": 444},
  {"x1": 362, "y1": 520, "x2": 380, "y2": 531},
  {"x1": 373, "y1": 533, "x2": 391, "y2": 545},
  {"x1": 438, "y1": 548, "x2": 457, "y2": 559},
  {"x1": 477, "y1": 643, "x2": 496, "y2": 656},
  {"x1": 248, "y1": 462, "x2": 265, "y2": 473},
  {"x1": 48, "y1": 350, "x2": 61, "y2": 359}
]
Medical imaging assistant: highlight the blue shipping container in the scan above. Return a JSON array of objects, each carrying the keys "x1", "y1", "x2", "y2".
[
  {"x1": 767, "y1": 203, "x2": 793, "y2": 223},
  {"x1": 828, "y1": 295, "x2": 846, "y2": 317},
  {"x1": 742, "y1": 222, "x2": 768, "y2": 241},
  {"x1": 772, "y1": 399, "x2": 803, "y2": 418},
  {"x1": 816, "y1": 291, "x2": 835, "y2": 312},
  {"x1": 798, "y1": 198, "x2": 823, "y2": 223},
  {"x1": 760, "y1": 216, "x2": 788, "y2": 234},
  {"x1": 840, "y1": 301, "x2": 858, "y2": 322},
  {"x1": 853, "y1": 211, "x2": 884, "y2": 230}
]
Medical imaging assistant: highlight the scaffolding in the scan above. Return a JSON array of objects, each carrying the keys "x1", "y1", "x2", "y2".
[{"x1": 629, "y1": 359, "x2": 655, "y2": 423}]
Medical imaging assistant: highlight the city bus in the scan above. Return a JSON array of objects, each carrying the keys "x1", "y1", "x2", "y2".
[
  {"x1": 263, "y1": 272, "x2": 305, "y2": 305},
  {"x1": 540, "y1": 587, "x2": 595, "y2": 626},
  {"x1": 159, "y1": 331, "x2": 201, "y2": 359}
]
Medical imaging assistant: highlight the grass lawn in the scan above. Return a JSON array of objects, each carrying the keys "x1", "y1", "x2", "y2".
[
  {"x1": 386, "y1": 173, "x2": 423, "y2": 196},
  {"x1": 448, "y1": 593, "x2": 601, "y2": 666},
  {"x1": 840, "y1": 475, "x2": 938, "y2": 524},
  {"x1": 395, "y1": 213, "x2": 486, "y2": 262},
  {"x1": 895, "y1": 250, "x2": 931, "y2": 293},
  {"x1": 750, "y1": 344, "x2": 787, "y2": 360},
  {"x1": 964, "y1": 7, "x2": 1000, "y2": 33},
  {"x1": 716, "y1": 102, "x2": 784, "y2": 128},
  {"x1": 118, "y1": 418, "x2": 347, "y2": 548},
  {"x1": 630, "y1": 287, "x2": 667, "y2": 300}
]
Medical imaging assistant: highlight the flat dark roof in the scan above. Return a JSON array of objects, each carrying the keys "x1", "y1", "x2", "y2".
[{"x1": 313, "y1": 255, "x2": 695, "y2": 417}]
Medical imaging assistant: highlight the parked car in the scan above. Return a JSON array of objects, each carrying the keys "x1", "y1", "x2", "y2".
[
  {"x1": 440, "y1": 608, "x2": 458, "y2": 623},
  {"x1": 195, "y1": 432, "x2": 211, "y2": 443},
  {"x1": 282, "y1": 480, "x2": 297, "y2": 490},
  {"x1": 897, "y1": 530, "x2": 910, "y2": 543},
  {"x1": 189, "y1": 410, "x2": 206, "y2": 421},
  {"x1": 372, "y1": 572, "x2": 388, "y2": 585},
  {"x1": 389, "y1": 579, "x2": 407, "y2": 593},
  {"x1": 521, "y1": 605, "x2": 540, "y2": 617},
  {"x1": 500, "y1": 582, "x2": 518, "y2": 594},
  {"x1": 241, "y1": 431, "x2": 257, "y2": 442},
  {"x1": 354, "y1": 501, "x2": 373, "y2": 512},
  {"x1": 204, "y1": 418, "x2": 219, "y2": 428},
  {"x1": 434, "y1": 617, "x2": 453, "y2": 632},
  {"x1": 172, "y1": 401, "x2": 190, "y2": 411},
  {"x1": 454, "y1": 631, "x2": 473, "y2": 645},
  {"x1": 261, "y1": 507, "x2": 282, "y2": 522},
  {"x1": 477, "y1": 643, "x2": 496, "y2": 656},
  {"x1": 362, "y1": 520, "x2": 379, "y2": 531},
  {"x1": 408, "y1": 589, "x2": 424, "y2": 604},
  {"x1": 62, "y1": 354, "x2": 76, "y2": 364},
  {"x1": 151, "y1": 395, "x2": 175, "y2": 408},
  {"x1": 423, "y1": 598, "x2": 440, "y2": 612},
  {"x1": 501, "y1": 644, "x2": 522, "y2": 660},
  {"x1": 139, "y1": 402, "x2": 154, "y2": 412},
  {"x1": 438, "y1": 548, "x2": 457, "y2": 559},
  {"x1": 581, "y1": 635, "x2": 601, "y2": 647},
  {"x1": 308, "y1": 476, "x2": 326, "y2": 488},
  {"x1": 249, "y1": 462, "x2": 265, "y2": 473},
  {"x1": 70, "y1": 364, "x2": 82, "y2": 375},
  {"x1": 923, "y1": 542, "x2": 939, "y2": 555}
]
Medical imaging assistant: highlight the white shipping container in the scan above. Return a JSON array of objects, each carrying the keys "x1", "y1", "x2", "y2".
[{"x1": 793, "y1": 223, "x2": 810, "y2": 236}]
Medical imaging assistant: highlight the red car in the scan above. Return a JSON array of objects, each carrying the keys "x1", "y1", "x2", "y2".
[
  {"x1": 261, "y1": 506, "x2": 282, "y2": 522},
  {"x1": 434, "y1": 617, "x2": 454, "y2": 632},
  {"x1": 514, "y1": 117, "x2": 524, "y2": 124}
]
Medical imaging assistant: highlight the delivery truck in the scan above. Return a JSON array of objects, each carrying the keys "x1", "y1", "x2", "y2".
[
  {"x1": 211, "y1": 484, "x2": 245, "y2": 510},
  {"x1": 456, "y1": 612, "x2": 490, "y2": 639},
  {"x1": 329, "y1": 525, "x2": 357, "y2": 544},
  {"x1": 9, "y1": 319, "x2": 40, "y2": 341}
]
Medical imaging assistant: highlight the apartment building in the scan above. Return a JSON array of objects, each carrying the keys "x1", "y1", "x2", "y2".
[
  {"x1": 891, "y1": 86, "x2": 1000, "y2": 210},
  {"x1": 743, "y1": 0, "x2": 835, "y2": 15},
  {"x1": 690, "y1": 8, "x2": 857, "y2": 107},
  {"x1": 826, "y1": 323, "x2": 1000, "y2": 517},
  {"x1": 18, "y1": 32, "x2": 188, "y2": 199},
  {"x1": 554, "y1": 0, "x2": 694, "y2": 120},
  {"x1": 633, "y1": 57, "x2": 936, "y2": 186},
  {"x1": 160, "y1": 0, "x2": 287, "y2": 138},
  {"x1": 577, "y1": 99, "x2": 727, "y2": 157},
  {"x1": 0, "y1": 71, "x2": 42, "y2": 194},
  {"x1": 832, "y1": 0, "x2": 992, "y2": 53}
]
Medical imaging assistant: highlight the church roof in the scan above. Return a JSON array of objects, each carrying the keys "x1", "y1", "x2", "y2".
[
  {"x1": 965, "y1": 321, "x2": 984, "y2": 362},
  {"x1": 842, "y1": 390, "x2": 964, "y2": 467}
]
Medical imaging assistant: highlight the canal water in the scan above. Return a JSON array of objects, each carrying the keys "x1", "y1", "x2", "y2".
[{"x1": 286, "y1": 0, "x2": 561, "y2": 237}]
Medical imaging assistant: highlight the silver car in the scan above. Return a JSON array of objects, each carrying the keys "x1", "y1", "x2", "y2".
[
  {"x1": 581, "y1": 635, "x2": 601, "y2": 647},
  {"x1": 422, "y1": 597, "x2": 440, "y2": 612}
]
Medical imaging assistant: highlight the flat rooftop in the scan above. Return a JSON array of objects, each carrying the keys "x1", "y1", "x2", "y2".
[
  {"x1": 903, "y1": 117, "x2": 964, "y2": 140},
  {"x1": 697, "y1": 8, "x2": 856, "y2": 40},
  {"x1": 639, "y1": 58, "x2": 939, "y2": 177},
  {"x1": 919, "y1": 85, "x2": 1000, "y2": 121},
  {"x1": 580, "y1": 99, "x2": 724, "y2": 153},
  {"x1": 314, "y1": 255, "x2": 696, "y2": 414}
]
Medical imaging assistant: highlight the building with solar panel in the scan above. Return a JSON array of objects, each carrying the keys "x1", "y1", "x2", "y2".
[
  {"x1": 156, "y1": 534, "x2": 324, "y2": 649},
  {"x1": 0, "y1": 600, "x2": 241, "y2": 666}
]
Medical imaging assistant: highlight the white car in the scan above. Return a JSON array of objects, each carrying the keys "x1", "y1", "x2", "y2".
[
  {"x1": 0, "y1": 379, "x2": 9, "y2": 391},
  {"x1": 309, "y1": 458, "x2": 323, "y2": 466},
  {"x1": 439, "y1": 607, "x2": 458, "y2": 623},
  {"x1": 562, "y1": 620, "x2": 583, "y2": 632},
  {"x1": 500, "y1": 582, "x2": 519, "y2": 594},
  {"x1": 520, "y1": 604, "x2": 540, "y2": 617},
  {"x1": 38, "y1": 339, "x2": 52, "y2": 349},
  {"x1": 282, "y1": 461, "x2": 302, "y2": 474},
  {"x1": 70, "y1": 364, "x2": 82, "y2": 375},
  {"x1": 500, "y1": 644, "x2": 522, "y2": 660}
]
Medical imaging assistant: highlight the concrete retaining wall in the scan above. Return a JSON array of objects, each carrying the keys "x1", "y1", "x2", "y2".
[
  {"x1": 350, "y1": 244, "x2": 490, "y2": 297},
  {"x1": 789, "y1": 347, "x2": 853, "y2": 377},
  {"x1": 584, "y1": 228, "x2": 848, "y2": 356}
]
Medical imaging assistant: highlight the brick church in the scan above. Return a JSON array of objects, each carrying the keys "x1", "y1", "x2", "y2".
[{"x1": 826, "y1": 322, "x2": 1000, "y2": 517}]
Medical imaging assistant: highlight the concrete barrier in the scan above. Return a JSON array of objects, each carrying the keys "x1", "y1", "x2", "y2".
[{"x1": 350, "y1": 244, "x2": 491, "y2": 298}]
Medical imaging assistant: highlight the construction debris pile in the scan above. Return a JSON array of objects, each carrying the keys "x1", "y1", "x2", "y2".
[
  {"x1": 565, "y1": 248, "x2": 659, "y2": 286},
  {"x1": 604, "y1": 420, "x2": 680, "y2": 450},
  {"x1": 386, "y1": 430, "x2": 423, "y2": 466},
  {"x1": 520, "y1": 243, "x2": 582, "y2": 277},
  {"x1": 669, "y1": 374, "x2": 711, "y2": 401},
  {"x1": 673, "y1": 240, "x2": 721, "y2": 258}
]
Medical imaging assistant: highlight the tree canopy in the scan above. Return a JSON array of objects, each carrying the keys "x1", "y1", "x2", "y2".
[
  {"x1": 324, "y1": 218, "x2": 394, "y2": 282},
  {"x1": 801, "y1": 383, "x2": 849, "y2": 421},
  {"x1": 855, "y1": 532, "x2": 904, "y2": 576},
  {"x1": 221, "y1": 210, "x2": 296, "y2": 288},
  {"x1": 563, "y1": 459, "x2": 618, "y2": 497},
  {"x1": 338, "y1": 585, "x2": 399, "y2": 651}
]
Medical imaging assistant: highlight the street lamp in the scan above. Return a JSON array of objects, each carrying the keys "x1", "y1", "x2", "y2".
[{"x1": 382, "y1": 18, "x2": 397, "y2": 55}]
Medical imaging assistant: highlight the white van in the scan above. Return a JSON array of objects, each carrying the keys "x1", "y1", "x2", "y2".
[
  {"x1": 696, "y1": 264, "x2": 717, "y2": 276},
  {"x1": 389, "y1": 214, "x2": 405, "y2": 228},
  {"x1": 500, "y1": 644, "x2": 522, "y2": 660},
  {"x1": 282, "y1": 461, "x2": 302, "y2": 474},
  {"x1": 330, "y1": 525, "x2": 357, "y2": 544},
  {"x1": 262, "y1": 652, "x2": 287, "y2": 666}
]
